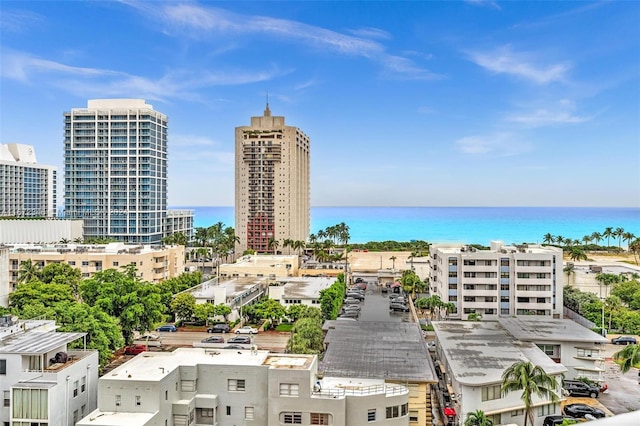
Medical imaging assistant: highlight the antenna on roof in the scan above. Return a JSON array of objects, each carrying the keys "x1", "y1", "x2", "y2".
[{"x1": 264, "y1": 91, "x2": 271, "y2": 117}]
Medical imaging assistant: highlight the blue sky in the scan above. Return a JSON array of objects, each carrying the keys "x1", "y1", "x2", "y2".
[{"x1": 1, "y1": 1, "x2": 639, "y2": 207}]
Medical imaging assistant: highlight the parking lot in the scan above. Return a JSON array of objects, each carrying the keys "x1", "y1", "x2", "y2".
[{"x1": 344, "y1": 285, "x2": 412, "y2": 322}]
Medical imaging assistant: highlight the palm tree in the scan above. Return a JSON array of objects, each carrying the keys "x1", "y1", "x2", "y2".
[
  {"x1": 268, "y1": 238, "x2": 279, "y2": 255},
  {"x1": 614, "y1": 227, "x2": 625, "y2": 250},
  {"x1": 603, "y1": 227, "x2": 614, "y2": 248},
  {"x1": 464, "y1": 409, "x2": 493, "y2": 426},
  {"x1": 591, "y1": 231, "x2": 603, "y2": 247},
  {"x1": 563, "y1": 264, "x2": 575, "y2": 286},
  {"x1": 17, "y1": 259, "x2": 40, "y2": 284},
  {"x1": 568, "y1": 247, "x2": 587, "y2": 262},
  {"x1": 622, "y1": 232, "x2": 636, "y2": 251},
  {"x1": 581, "y1": 235, "x2": 592, "y2": 246},
  {"x1": 605, "y1": 295, "x2": 622, "y2": 330},
  {"x1": 501, "y1": 360, "x2": 559, "y2": 426},
  {"x1": 613, "y1": 344, "x2": 640, "y2": 373},
  {"x1": 542, "y1": 233, "x2": 555, "y2": 245},
  {"x1": 442, "y1": 302, "x2": 456, "y2": 319},
  {"x1": 630, "y1": 238, "x2": 640, "y2": 265},
  {"x1": 282, "y1": 238, "x2": 292, "y2": 255}
]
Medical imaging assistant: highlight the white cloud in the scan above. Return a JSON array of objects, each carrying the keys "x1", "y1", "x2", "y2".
[
  {"x1": 455, "y1": 133, "x2": 532, "y2": 156},
  {"x1": 0, "y1": 9, "x2": 44, "y2": 32},
  {"x1": 465, "y1": 0, "x2": 502, "y2": 10},
  {"x1": 0, "y1": 49, "x2": 121, "y2": 82},
  {"x1": 506, "y1": 99, "x2": 594, "y2": 127},
  {"x1": 467, "y1": 46, "x2": 569, "y2": 84},
  {"x1": 1, "y1": 49, "x2": 287, "y2": 100},
  {"x1": 347, "y1": 27, "x2": 392, "y2": 40},
  {"x1": 124, "y1": 2, "x2": 441, "y2": 81}
]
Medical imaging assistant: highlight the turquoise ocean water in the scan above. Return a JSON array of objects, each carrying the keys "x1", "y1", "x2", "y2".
[{"x1": 173, "y1": 206, "x2": 640, "y2": 246}]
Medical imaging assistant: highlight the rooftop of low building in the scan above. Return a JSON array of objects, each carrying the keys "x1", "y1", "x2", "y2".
[
  {"x1": 320, "y1": 320, "x2": 437, "y2": 382},
  {"x1": 498, "y1": 317, "x2": 608, "y2": 343},
  {"x1": 432, "y1": 320, "x2": 567, "y2": 386}
]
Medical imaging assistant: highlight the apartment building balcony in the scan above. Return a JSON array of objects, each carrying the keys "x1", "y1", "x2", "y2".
[
  {"x1": 515, "y1": 266, "x2": 552, "y2": 273},
  {"x1": 23, "y1": 350, "x2": 95, "y2": 376},
  {"x1": 515, "y1": 301, "x2": 552, "y2": 310},
  {"x1": 516, "y1": 290, "x2": 552, "y2": 298},
  {"x1": 460, "y1": 277, "x2": 498, "y2": 284},
  {"x1": 461, "y1": 265, "x2": 497, "y2": 272}
]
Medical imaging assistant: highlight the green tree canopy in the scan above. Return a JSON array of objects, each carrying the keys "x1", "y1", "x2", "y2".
[
  {"x1": 171, "y1": 293, "x2": 196, "y2": 321},
  {"x1": 80, "y1": 268, "x2": 165, "y2": 343},
  {"x1": 9, "y1": 279, "x2": 75, "y2": 311}
]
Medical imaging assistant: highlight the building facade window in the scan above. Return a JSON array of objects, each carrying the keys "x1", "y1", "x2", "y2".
[
  {"x1": 81, "y1": 376, "x2": 86, "y2": 392},
  {"x1": 245, "y1": 407, "x2": 254, "y2": 420},
  {"x1": 0, "y1": 359, "x2": 5, "y2": 374},
  {"x1": 226, "y1": 406, "x2": 231, "y2": 415},
  {"x1": 481, "y1": 384, "x2": 501, "y2": 401},
  {"x1": 228, "y1": 379, "x2": 246, "y2": 391},
  {"x1": 115, "y1": 395, "x2": 121, "y2": 406},
  {"x1": 310, "y1": 413, "x2": 330, "y2": 425},
  {"x1": 136, "y1": 395, "x2": 141, "y2": 406},
  {"x1": 73, "y1": 380, "x2": 78, "y2": 397},
  {"x1": 538, "y1": 403, "x2": 556, "y2": 417},
  {"x1": 368, "y1": 409, "x2": 376, "y2": 422},
  {"x1": 279, "y1": 383, "x2": 299, "y2": 396},
  {"x1": 3, "y1": 391, "x2": 9, "y2": 407},
  {"x1": 282, "y1": 412, "x2": 302, "y2": 424}
]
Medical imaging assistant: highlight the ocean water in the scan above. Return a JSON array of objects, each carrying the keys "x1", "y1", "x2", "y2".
[{"x1": 173, "y1": 206, "x2": 640, "y2": 246}]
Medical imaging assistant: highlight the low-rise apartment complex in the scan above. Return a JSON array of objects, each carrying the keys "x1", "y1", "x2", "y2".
[
  {"x1": 268, "y1": 276, "x2": 335, "y2": 308},
  {"x1": 7, "y1": 243, "x2": 185, "y2": 292},
  {"x1": 0, "y1": 316, "x2": 99, "y2": 426},
  {"x1": 432, "y1": 320, "x2": 567, "y2": 426},
  {"x1": 78, "y1": 348, "x2": 410, "y2": 426},
  {"x1": 429, "y1": 241, "x2": 563, "y2": 320}
]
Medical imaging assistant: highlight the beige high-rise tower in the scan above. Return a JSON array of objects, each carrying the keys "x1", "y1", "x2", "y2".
[{"x1": 235, "y1": 103, "x2": 310, "y2": 254}]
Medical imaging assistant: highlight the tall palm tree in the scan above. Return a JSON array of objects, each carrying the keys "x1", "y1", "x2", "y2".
[
  {"x1": 563, "y1": 264, "x2": 575, "y2": 286},
  {"x1": 622, "y1": 232, "x2": 636, "y2": 251},
  {"x1": 591, "y1": 231, "x2": 602, "y2": 247},
  {"x1": 464, "y1": 410, "x2": 493, "y2": 426},
  {"x1": 542, "y1": 233, "x2": 555, "y2": 245},
  {"x1": 501, "y1": 360, "x2": 559, "y2": 426},
  {"x1": 282, "y1": 238, "x2": 294, "y2": 255},
  {"x1": 17, "y1": 259, "x2": 40, "y2": 284},
  {"x1": 630, "y1": 238, "x2": 640, "y2": 265},
  {"x1": 603, "y1": 227, "x2": 614, "y2": 248},
  {"x1": 613, "y1": 344, "x2": 640, "y2": 373},
  {"x1": 614, "y1": 227, "x2": 625, "y2": 250}
]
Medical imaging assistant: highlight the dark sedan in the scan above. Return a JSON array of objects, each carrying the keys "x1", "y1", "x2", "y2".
[
  {"x1": 563, "y1": 404, "x2": 606, "y2": 419},
  {"x1": 611, "y1": 336, "x2": 637, "y2": 345}
]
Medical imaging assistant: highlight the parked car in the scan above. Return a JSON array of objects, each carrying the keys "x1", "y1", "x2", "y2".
[
  {"x1": 235, "y1": 326, "x2": 259, "y2": 334},
  {"x1": 543, "y1": 415, "x2": 579, "y2": 426},
  {"x1": 155, "y1": 324, "x2": 177, "y2": 332},
  {"x1": 227, "y1": 336, "x2": 252, "y2": 344},
  {"x1": 224, "y1": 344, "x2": 246, "y2": 349},
  {"x1": 611, "y1": 336, "x2": 637, "y2": 345},
  {"x1": 124, "y1": 345, "x2": 147, "y2": 355},
  {"x1": 389, "y1": 303, "x2": 409, "y2": 312},
  {"x1": 339, "y1": 310, "x2": 359, "y2": 319},
  {"x1": 343, "y1": 297, "x2": 361, "y2": 305},
  {"x1": 563, "y1": 380, "x2": 600, "y2": 398},
  {"x1": 563, "y1": 404, "x2": 606, "y2": 419},
  {"x1": 389, "y1": 297, "x2": 407, "y2": 304},
  {"x1": 343, "y1": 304, "x2": 361, "y2": 312},
  {"x1": 207, "y1": 323, "x2": 230, "y2": 333},
  {"x1": 201, "y1": 336, "x2": 225, "y2": 344},
  {"x1": 346, "y1": 292, "x2": 365, "y2": 300}
]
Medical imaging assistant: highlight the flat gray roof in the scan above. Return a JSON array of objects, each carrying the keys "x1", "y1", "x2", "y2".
[
  {"x1": 276, "y1": 277, "x2": 335, "y2": 298},
  {"x1": 433, "y1": 321, "x2": 566, "y2": 386},
  {"x1": 498, "y1": 317, "x2": 608, "y2": 343},
  {"x1": 0, "y1": 330, "x2": 85, "y2": 354},
  {"x1": 320, "y1": 321, "x2": 436, "y2": 383},
  {"x1": 190, "y1": 276, "x2": 267, "y2": 299}
]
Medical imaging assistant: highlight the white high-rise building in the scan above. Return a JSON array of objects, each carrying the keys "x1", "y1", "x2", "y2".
[
  {"x1": 0, "y1": 143, "x2": 57, "y2": 218},
  {"x1": 429, "y1": 241, "x2": 564, "y2": 320},
  {"x1": 235, "y1": 103, "x2": 310, "y2": 253},
  {"x1": 64, "y1": 99, "x2": 168, "y2": 244}
]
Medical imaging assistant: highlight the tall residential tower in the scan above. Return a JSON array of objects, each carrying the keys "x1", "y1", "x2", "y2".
[
  {"x1": 235, "y1": 104, "x2": 310, "y2": 253},
  {"x1": 64, "y1": 99, "x2": 168, "y2": 244},
  {"x1": 0, "y1": 143, "x2": 57, "y2": 218}
]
